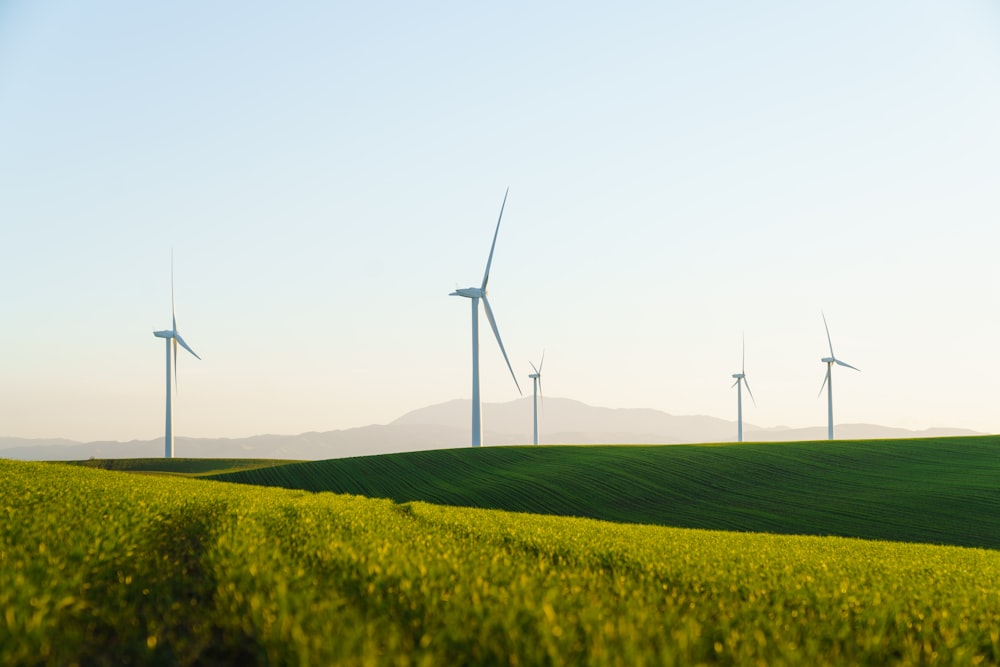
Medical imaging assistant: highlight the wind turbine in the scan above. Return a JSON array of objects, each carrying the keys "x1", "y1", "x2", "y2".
[
  {"x1": 528, "y1": 352, "x2": 544, "y2": 446},
  {"x1": 450, "y1": 188, "x2": 522, "y2": 447},
  {"x1": 730, "y1": 335, "x2": 755, "y2": 442},
  {"x1": 818, "y1": 312, "x2": 860, "y2": 440},
  {"x1": 152, "y1": 255, "x2": 201, "y2": 458}
]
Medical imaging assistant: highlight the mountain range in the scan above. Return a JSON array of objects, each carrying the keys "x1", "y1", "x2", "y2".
[{"x1": 0, "y1": 397, "x2": 982, "y2": 461}]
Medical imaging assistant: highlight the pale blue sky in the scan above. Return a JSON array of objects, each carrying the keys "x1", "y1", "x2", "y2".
[{"x1": 2, "y1": 2, "x2": 999, "y2": 443}]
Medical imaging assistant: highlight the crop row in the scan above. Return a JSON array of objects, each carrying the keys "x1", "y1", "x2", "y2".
[{"x1": 2, "y1": 458, "x2": 999, "y2": 665}]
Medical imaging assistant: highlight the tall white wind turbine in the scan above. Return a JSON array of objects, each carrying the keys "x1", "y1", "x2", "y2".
[
  {"x1": 152, "y1": 256, "x2": 201, "y2": 458},
  {"x1": 528, "y1": 352, "x2": 544, "y2": 446},
  {"x1": 730, "y1": 335, "x2": 755, "y2": 442},
  {"x1": 818, "y1": 312, "x2": 860, "y2": 440},
  {"x1": 450, "y1": 188, "x2": 522, "y2": 447}
]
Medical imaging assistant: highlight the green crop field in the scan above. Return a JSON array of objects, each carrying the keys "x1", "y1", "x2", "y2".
[
  {"x1": 2, "y1": 457, "x2": 1000, "y2": 665},
  {"x1": 210, "y1": 436, "x2": 1000, "y2": 550},
  {"x1": 65, "y1": 457, "x2": 296, "y2": 477}
]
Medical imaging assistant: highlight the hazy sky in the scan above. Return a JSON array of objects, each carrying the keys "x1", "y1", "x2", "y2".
[{"x1": 2, "y1": 2, "x2": 999, "y2": 444}]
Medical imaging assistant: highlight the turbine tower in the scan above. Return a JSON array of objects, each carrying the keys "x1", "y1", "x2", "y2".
[
  {"x1": 450, "y1": 188, "x2": 521, "y2": 447},
  {"x1": 528, "y1": 352, "x2": 544, "y2": 446},
  {"x1": 818, "y1": 312, "x2": 860, "y2": 440},
  {"x1": 730, "y1": 335, "x2": 755, "y2": 442},
  {"x1": 153, "y1": 255, "x2": 201, "y2": 458}
]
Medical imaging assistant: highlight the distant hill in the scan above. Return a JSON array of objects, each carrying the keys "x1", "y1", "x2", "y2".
[
  {"x1": 210, "y1": 436, "x2": 1000, "y2": 550},
  {"x1": 0, "y1": 425, "x2": 463, "y2": 461},
  {"x1": 0, "y1": 397, "x2": 982, "y2": 460},
  {"x1": 393, "y1": 398, "x2": 981, "y2": 444}
]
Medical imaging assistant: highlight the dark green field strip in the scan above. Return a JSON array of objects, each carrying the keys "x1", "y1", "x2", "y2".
[
  {"x1": 209, "y1": 436, "x2": 1000, "y2": 549},
  {"x1": 64, "y1": 458, "x2": 297, "y2": 476}
]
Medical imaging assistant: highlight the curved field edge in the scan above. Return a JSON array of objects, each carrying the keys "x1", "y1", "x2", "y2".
[
  {"x1": 64, "y1": 458, "x2": 298, "y2": 476},
  {"x1": 2, "y1": 459, "x2": 999, "y2": 665},
  {"x1": 209, "y1": 435, "x2": 1000, "y2": 550}
]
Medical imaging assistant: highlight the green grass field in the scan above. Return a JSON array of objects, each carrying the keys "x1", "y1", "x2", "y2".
[
  {"x1": 3, "y1": 457, "x2": 1000, "y2": 665},
  {"x1": 65, "y1": 457, "x2": 296, "y2": 477},
  {"x1": 209, "y1": 436, "x2": 1000, "y2": 549}
]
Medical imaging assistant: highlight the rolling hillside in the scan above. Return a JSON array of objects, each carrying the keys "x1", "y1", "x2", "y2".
[
  {"x1": 6, "y1": 458, "x2": 999, "y2": 664},
  {"x1": 210, "y1": 436, "x2": 1000, "y2": 549},
  {"x1": 65, "y1": 458, "x2": 296, "y2": 476}
]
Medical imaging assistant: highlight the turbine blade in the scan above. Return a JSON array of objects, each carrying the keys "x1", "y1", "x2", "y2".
[
  {"x1": 174, "y1": 332, "x2": 201, "y2": 360},
  {"x1": 173, "y1": 338, "x2": 179, "y2": 393},
  {"x1": 835, "y1": 358, "x2": 860, "y2": 372},
  {"x1": 818, "y1": 366, "x2": 829, "y2": 397},
  {"x1": 482, "y1": 295, "x2": 521, "y2": 395},
  {"x1": 538, "y1": 349, "x2": 545, "y2": 373},
  {"x1": 529, "y1": 361, "x2": 540, "y2": 375},
  {"x1": 744, "y1": 377, "x2": 757, "y2": 407},
  {"x1": 171, "y1": 249, "x2": 176, "y2": 331},
  {"x1": 731, "y1": 379, "x2": 739, "y2": 389},
  {"x1": 538, "y1": 376, "x2": 543, "y2": 406},
  {"x1": 481, "y1": 187, "x2": 509, "y2": 291},
  {"x1": 741, "y1": 332, "x2": 746, "y2": 375},
  {"x1": 822, "y1": 311, "x2": 835, "y2": 358}
]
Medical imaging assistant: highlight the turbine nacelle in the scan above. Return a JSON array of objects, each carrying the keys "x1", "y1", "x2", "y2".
[
  {"x1": 450, "y1": 287, "x2": 485, "y2": 299},
  {"x1": 731, "y1": 372, "x2": 756, "y2": 404},
  {"x1": 529, "y1": 355, "x2": 544, "y2": 384},
  {"x1": 153, "y1": 329, "x2": 201, "y2": 360},
  {"x1": 821, "y1": 356, "x2": 859, "y2": 370},
  {"x1": 821, "y1": 312, "x2": 860, "y2": 371}
]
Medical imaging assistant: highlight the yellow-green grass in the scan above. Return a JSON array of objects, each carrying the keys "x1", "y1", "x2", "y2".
[
  {"x1": 210, "y1": 436, "x2": 1000, "y2": 549},
  {"x1": 65, "y1": 457, "x2": 297, "y2": 477},
  {"x1": 2, "y1": 458, "x2": 999, "y2": 665}
]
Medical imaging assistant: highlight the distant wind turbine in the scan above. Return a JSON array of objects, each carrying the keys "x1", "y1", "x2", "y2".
[
  {"x1": 450, "y1": 188, "x2": 522, "y2": 447},
  {"x1": 730, "y1": 335, "x2": 755, "y2": 442},
  {"x1": 528, "y1": 352, "x2": 544, "y2": 446},
  {"x1": 152, "y1": 255, "x2": 201, "y2": 458},
  {"x1": 818, "y1": 312, "x2": 860, "y2": 440}
]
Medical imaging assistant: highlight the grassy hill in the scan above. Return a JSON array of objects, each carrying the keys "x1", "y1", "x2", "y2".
[
  {"x1": 65, "y1": 457, "x2": 296, "y2": 476},
  {"x1": 210, "y1": 435, "x2": 1000, "y2": 549},
  {"x1": 4, "y1": 458, "x2": 999, "y2": 665}
]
